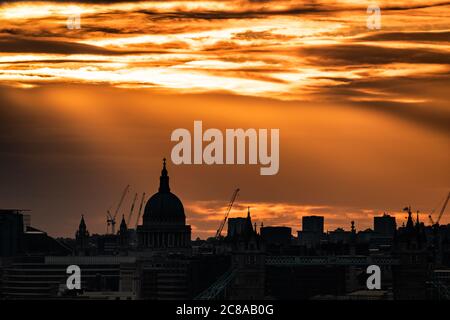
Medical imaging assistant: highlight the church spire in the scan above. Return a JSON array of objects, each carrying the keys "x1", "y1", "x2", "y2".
[
  {"x1": 76, "y1": 214, "x2": 89, "y2": 253},
  {"x1": 79, "y1": 214, "x2": 86, "y2": 231},
  {"x1": 118, "y1": 215, "x2": 129, "y2": 247},
  {"x1": 159, "y1": 158, "x2": 170, "y2": 193},
  {"x1": 246, "y1": 207, "x2": 254, "y2": 234},
  {"x1": 404, "y1": 206, "x2": 414, "y2": 230},
  {"x1": 120, "y1": 214, "x2": 127, "y2": 231}
]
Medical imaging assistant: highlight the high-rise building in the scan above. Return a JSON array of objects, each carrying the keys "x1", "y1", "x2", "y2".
[
  {"x1": 260, "y1": 226, "x2": 292, "y2": 246},
  {"x1": 298, "y1": 216, "x2": 325, "y2": 248},
  {"x1": 302, "y1": 216, "x2": 324, "y2": 233},
  {"x1": 374, "y1": 213, "x2": 396, "y2": 237},
  {"x1": 0, "y1": 210, "x2": 24, "y2": 257},
  {"x1": 302, "y1": 216, "x2": 324, "y2": 234}
]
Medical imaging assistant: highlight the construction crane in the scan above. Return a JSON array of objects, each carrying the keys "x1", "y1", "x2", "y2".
[
  {"x1": 127, "y1": 193, "x2": 138, "y2": 226},
  {"x1": 429, "y1": 212, "x2": 435, "y2": 225},
  {"x1": 106, "y1": 184, "x2": 130, "y2": 234},
  {"x1": 429, "y1": 191, "x2": 450, "y2": 226},
  {"x1": 429, "y1": 198, "x2": 439, "y2": 225},
  {"x1": 436, "y1": 192, "x2": 450, "y2": 225},
  {"x1": 135, "y1": 192, "x2": 146, "y2": 228},
  {"x1": 106, "y1": 210, "x2": 115, "y2": 234},
  {"x1": 106, "y1": 207, "x2": 112, "y2": 234},
  {"x1": 215, "y1": 188, "x2": 240, "y2": 239}
]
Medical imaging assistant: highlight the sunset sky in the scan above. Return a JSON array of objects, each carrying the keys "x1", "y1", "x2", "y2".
[{"x1": 0, "y1": 0, "x2": 449, "y2": 238}]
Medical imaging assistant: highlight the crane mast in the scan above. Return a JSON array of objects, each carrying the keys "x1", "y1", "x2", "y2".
[
  {"x1": 106, "y1": 208, "x2": 113, "y2": 234},
  {"x1": 215, "y1": 188, "x2": 240, "y2": 239},
  {"x1": 106, "y1": 184, "x2": 130, "y2": 234},
  {"x1": 428, "y1": 191, "x2": 450, "y2": 226},
  {"x1": 135, "y1": 192, "x2": 146, "y2": 228},
  {"x1": 436, "y1": 191, "x2": 450, "y2": 225},
  {"x1": 127, "y1": 193, "x2": 138, "y2": 226}
]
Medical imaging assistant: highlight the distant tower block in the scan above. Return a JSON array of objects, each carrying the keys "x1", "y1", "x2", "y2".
[{"x1": 302, "y1": 216, "x2": 324, "y2": 234}]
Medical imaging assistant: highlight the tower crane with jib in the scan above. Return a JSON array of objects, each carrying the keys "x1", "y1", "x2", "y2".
[
  {"x1": 107, "y1": 184, "x2": 130, "y2": 234},
  {"x1": 215, "y1": 188, "x2": 240, "y2": 240},
  {"x1": 428, "y1": 191, "x2": 450, "y2": 226}
]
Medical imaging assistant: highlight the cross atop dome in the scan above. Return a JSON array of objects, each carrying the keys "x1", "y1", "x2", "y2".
[{"x1": 159, "y1": 157, "x2": 170, "y2": 192}]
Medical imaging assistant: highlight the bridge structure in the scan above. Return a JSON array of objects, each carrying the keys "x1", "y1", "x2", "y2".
[
  {"x1": 265, "y1": 255, "x2": 400, "y2": 266},
  {"x1": 194, "y1": 268, "x2": 237, "y2": 300},
  {"x1": 428, "y1": 270, "x2": 450, "y2": 300},
  {"x1": 194, "y1": 255, "x2": 399, "y2": 300}
]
